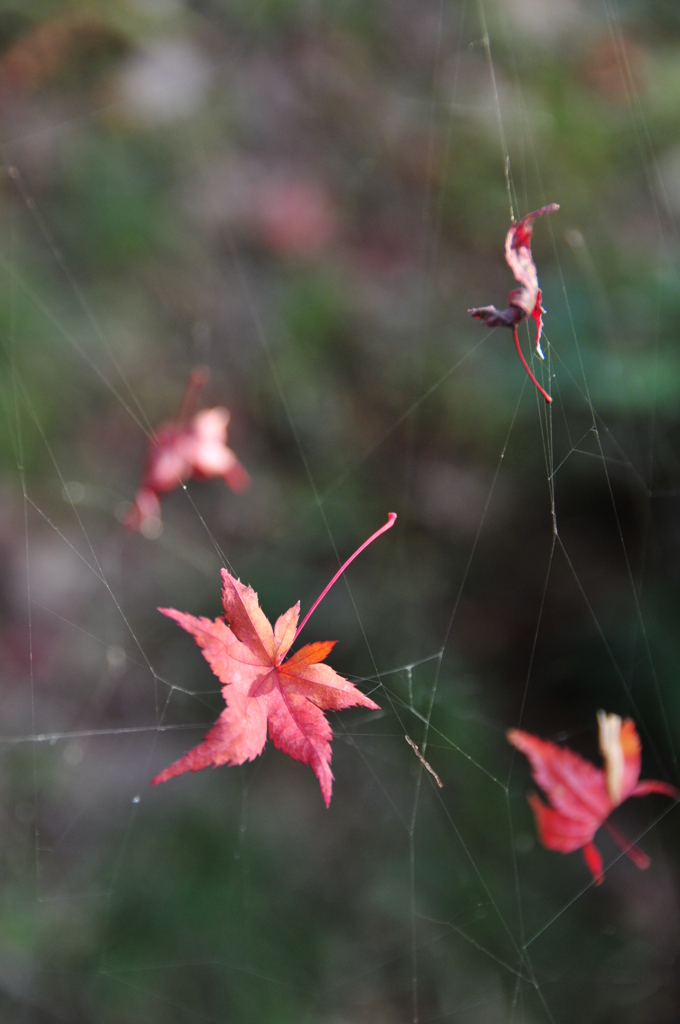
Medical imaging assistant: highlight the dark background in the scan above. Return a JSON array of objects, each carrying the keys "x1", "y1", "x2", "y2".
[{"x1": 1, "y1": 0, "x2": 680, "y2": 1021}]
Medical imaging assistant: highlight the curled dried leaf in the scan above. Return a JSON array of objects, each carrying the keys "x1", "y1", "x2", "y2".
[{"x1": 469, "y1": 204, "x2": 559, "y2": 403}]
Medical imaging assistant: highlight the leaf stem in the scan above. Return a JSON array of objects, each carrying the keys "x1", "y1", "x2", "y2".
[
  {"x1": 513, "y1": 327, "x2": 552, "y2": 404},
  {"x1": 179, "y1": 366, "x2": 210, "y2": 422},
  {"x1": 603, "y1": 820, "x2": 650, "y2": 870},
  {"x1": 294, "y1": 513, "x2": 397, "y2": 641}
]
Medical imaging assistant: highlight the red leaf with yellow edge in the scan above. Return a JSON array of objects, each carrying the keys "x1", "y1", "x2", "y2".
[{"x1": 508, "y1": 713, "x2": 678, "y2": 884}]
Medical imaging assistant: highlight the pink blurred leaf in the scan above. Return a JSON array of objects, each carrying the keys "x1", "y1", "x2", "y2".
[{"x1": 126, "y1": 368, "x2": 249, "y2": 533}]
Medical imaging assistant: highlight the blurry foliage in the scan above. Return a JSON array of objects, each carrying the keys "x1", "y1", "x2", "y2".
[
  {"x1": 52, "y1": 131, "x2": 171, "y2": 270},
  {"x1": 0, "y1": 0, "x2": 679, "y2": 1022}
]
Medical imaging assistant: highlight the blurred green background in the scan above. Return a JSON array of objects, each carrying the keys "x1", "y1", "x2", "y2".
[{"x1": 1, "y1": 0, "x2": 680, "y2": 1020}]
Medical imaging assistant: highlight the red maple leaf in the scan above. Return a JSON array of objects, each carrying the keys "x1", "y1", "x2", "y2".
[
  {"x1": 469, "y1": 203, "x2": 559, "y2": 404},
  {"x1": 152, "y1": 514, "x2": 397, "y2": 804},
  {"x1": 508, "y1": 712, "x2": 678, "y2": 884},
  {"x1": 126, "y1": 367, "x2": 250, "y2": 534}
]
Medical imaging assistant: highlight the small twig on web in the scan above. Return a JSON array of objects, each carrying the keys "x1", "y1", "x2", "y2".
[{"x1": 405, "y1": 735, "x2": 443, "y2": 788}]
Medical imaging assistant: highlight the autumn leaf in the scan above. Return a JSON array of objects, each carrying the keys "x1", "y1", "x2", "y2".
[
  {"x1": 469, "y1": 203, "x2": 559, "y2": 404},
  {"x1": 126, "y1": 367, "x2": 250, "y2": 534},
  {"x1": 508, "y1": 712, "x2": 678, "y2": 884},
  {"x1": 152, "y1": 514, "x2": 396, "y2": 804}
]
